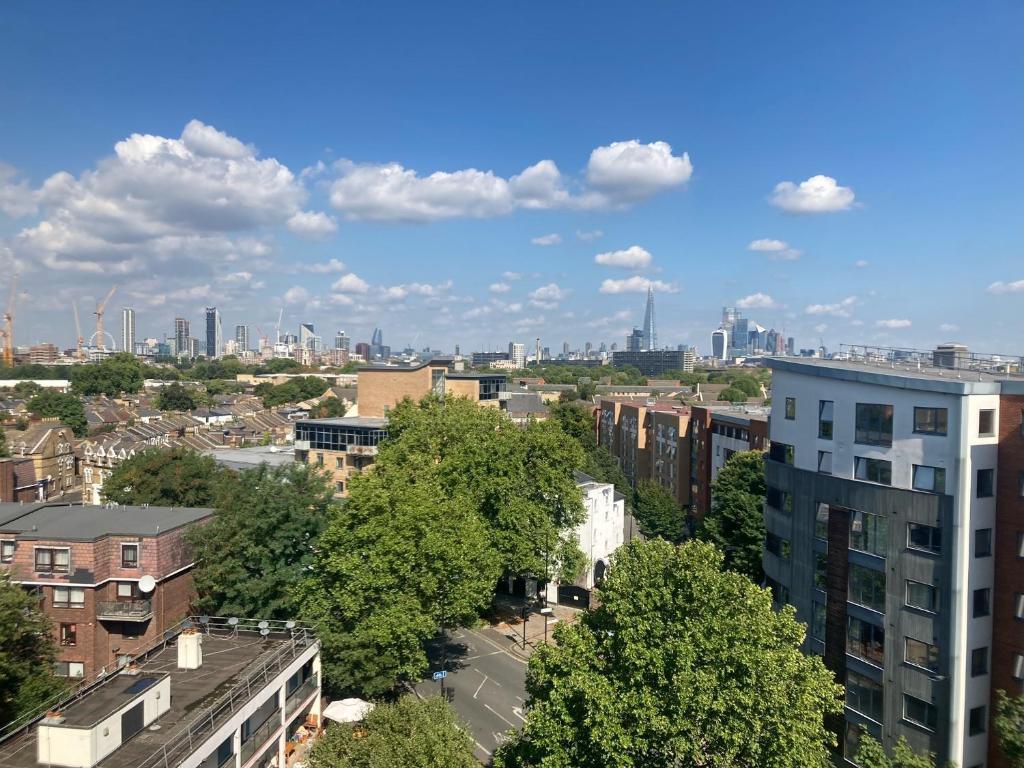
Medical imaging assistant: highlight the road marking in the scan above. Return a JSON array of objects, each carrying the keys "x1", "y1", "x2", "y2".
[
  {"x1": 474, "y1": 675, "x2": 488, "y2": 699},
  {"x1": 515, "y1": 695, "x2": 524, "y2": 703},
  {"x1": 468, "y1": 628, "x2": 528, "y2": 664},
  {"x1": 512, "y1": 706, "x2": 526, "y2": 722},
  {"x1": 463, "y1": 650, "x2": 503, "y2": 661},
  {"x1": 484, "y1": 703, "x2": 518, "y2": 728},
  {"x1": 474, "y1": 740, "x2": 493, "y2": 757}
]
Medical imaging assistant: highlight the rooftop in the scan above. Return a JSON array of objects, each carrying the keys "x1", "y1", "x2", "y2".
[
  {"x1": 0, "y1": 503, "x2": 213, "y2": 541},
  {"x1": 204, "y1": 445, "x2": 294, "y2": 471},
  {"x1": 297, "y1": 416, "x2": 388, "y2": 429}
]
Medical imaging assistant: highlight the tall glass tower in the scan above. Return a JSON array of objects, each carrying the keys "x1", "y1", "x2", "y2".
[{"x1": 641, "y1": 286, "x2": 656, "y2": 350}]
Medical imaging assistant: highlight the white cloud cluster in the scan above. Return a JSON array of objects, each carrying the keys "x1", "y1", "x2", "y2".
[
  {"x1": 987, "y1": 279, "x2": 1024, "y2": 294},
  {"x1": 770, "y1": 175, "x2": 856, "y2": 214},
  {"x1": 599, "y1": 276, "x2": 678, "y2": 294},
  {"x1": 747, "y1": 238, "x2": 801, "y2": 261},
  {"x1": 0, "y1": 163, "x2": 37, "y2": 218},
  {"x1": 876, "y1": 318, "x2": 912, "y2": 329},
  {"x1": 805, "y1": 296, "x2": 858, "y2": 317},
  {"x1": 577, "y1": 229, "x2": 603, "y2": 241},
  {"x1": 529, "y1": 283, "x2": 568, "y2": 302},
  {"x1": 331, "y1": 273, "x2": 370, "y2": 293},
  {"x1": 530, "y1": 233, "x2": 562, "y2": 246},
  {"x1": 586, "y1": 140, "x2": 692, "y2": 203},
  {"x1": 854, "y1": 259, "x2": 870, "y2": 268},
  {"x1": 594, "y1": 245, "x2": 652, "y2": 270},
  {"x1": 489, "y1": 282, "x2": 511, "y2": 293},
  {"x1": 304, "y1": 258, "x2": 347, "y2": 274},
  {"x1": 940, "y1": 323, "x2": 960, "y2": 333},
  {"x1": 287, "y1": 210, "x2": 338, "y2": 239},
  {"x1": 736, "y1": 292, "x2": 779, "y2": 310}
]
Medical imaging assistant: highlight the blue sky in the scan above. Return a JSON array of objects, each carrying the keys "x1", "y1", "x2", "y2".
[{"x1": 1, "y1": 1, "x2": 1022, "y2": 354}]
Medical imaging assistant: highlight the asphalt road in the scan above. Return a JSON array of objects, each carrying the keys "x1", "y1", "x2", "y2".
[{"x1": 415, "y1": 625, "x2": 529, "y2": 763}]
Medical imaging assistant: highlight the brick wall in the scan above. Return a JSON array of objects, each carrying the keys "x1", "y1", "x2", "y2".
[{"x1": 358, "y1": 366, "x2": 440, "y2": 417}]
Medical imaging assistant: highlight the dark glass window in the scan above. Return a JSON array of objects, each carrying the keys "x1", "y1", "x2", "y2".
[
  {"x1": 905, "y1": 637, "x2": 939, "y2": 672},
  {"x1": 121, "y1": 544, "x2": 139, "y2": 569},
  {"x1": 818, "y1": 400, "x2": 834, "y2": 439},
  {"x1": 35, "y1": 547, "x2": 70, "y2": 573},
  {"x1": 912, "y1": 465, "x2": 946, "y2": 494},
  {"x1": 977, "y1": 468, "x2": 994, "y2": 498},
  {"x1": 815, "y1": 503, "x2": 829, "y2": 540},
  {"x1": 971, "y1": 647, "x2": 988, "y2": 677},
  {"x1": 855, "y1": 403, "x2": 893, "y2": 446},
  {"x1": 907, "y1": 523, "x2": 941, "y2": 554},
  {"x1": 818, "y1": 450, "x2": 833, "y2": 474},
  {"x1": 811, "y1": 602, "x2": 826, "y2": 642},
  {"x1": 59, "y1": 623, "x2": 77, "y2": 647},
  {"x1": 849, "y1": 564, "x2": 886, "y2": 612},
  {"x1": 814, "y1": 553, "x2": 827, "y2": 589},
  {"x1": 849, "y1": 510, "x2": 888, "y2": 557},
  {"x1": 768, "y1": 442, "x2": 794, "y2": 465},
  {"x1": 978, "y1": 409, "x2": 995, "y2": 437},
  {"x1": 765, "y1": 532, "x2": 790, "y2": 560},
  {"x1": 969, "y1": 705, "x2": 987, "y2": 736},
  {"x1": 975, "y1": 528, "x2": 992, "y2": 558},
  {"x1": 0, "y1": 540, "x2": 13, "y2": 563},
  {"x1": 847, "y1": 671, "x2": 884, "y2": 722},
  {"x1": 913, "y1": 407, "x2": 947, "y2": 435},
  {"x1": 973, "y1": 588, "x2": 991, "y2": 618},
  {"x1": 848, "y1": 617, "x2": 884, "y2": 666},
  {"x1": 855, "y1": 457, "x2": 892, "y2": 485},
  {"x1": 906, "y1": 580, "x2": 938, "y2": 613},
  {"x1": 785, "y1": 397, "x2": 796, "y2": 420},
  {"x1": 903, "y1": 694, "x2": 937, "y2": 731}
]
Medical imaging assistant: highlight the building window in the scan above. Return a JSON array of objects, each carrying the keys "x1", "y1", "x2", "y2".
[
  {"x1": 848, "y1": 617, "x2": 885, "y2": 666},
  {"x1": 971, "y1": 647, "x2": 988, "y2": 677},
  {"x1": 764, "y1": 575, "x2": 789, "y2": 606},
  {"x1": 974, "y1": 588, "x2": 991, "y2": 618},
  {"x1": 912, "y1": 465, "x2": 946, "y2": 494},
  {"x1": 55, "y1": 661, "x2": 85, "y2": 678},
  {"x1": 849, "y1": 564, "x2": 886, "y2": 612},
  {"x1": 783, "y1": 397, "x2": 796, "y2": 420},
  {"x1": 811, "y1": 602, "x2": 826, "y2": 642},
  {"x1": 117, "y1": 582, "x2": 136, "y2": 598},
  {"x1": 1019, "y1": 533, "x2": 1024, "y2": 559},
  {"x1": 35, "y1": 547, "x2": 70, "y2": 573},
  {"x1": 768, "y1": 442, "x2": 794, "y2": 465},
  {"x1": 913, "y1": 407, "x2": 948, "y2": 435},
  {"x1": 121, "y1": 544, "x2": 139, "y2": 569},
  {"x1": 335, "y1": 457, "x2": 344, "y2": 469},
  {"x1": 59, "y1": 623, "x2": 77, "y2": 647},
  {"x1": 905, "y1": 637, "x2": 939, "y2": 672},
  {"x1": 855, "y1": 457, "x2": 892, "y2": 485},
  {"x1": 817, "y1": 450, "x2": 833, "y2": 474},
  {"x1": 52, "y1": 587, "x2": 85, "y2": 608},
  {"x1": 855, "y1": 403, "x2": 893, "y2": 446},
  {"x1": 316, "y1": 453, "x2": 324, "y2": 467},
  {"x1": 766, "y1": 487, "x2": 792, "y2": 515},
  {"x1": 335, "y1": 481, "x2": 345, "y2": 493},
  {"x1": 975, "y1": 528, "x2": 992, "y2": 558},
  {"x1": 0, "y1": 540, "x2": 13, "y2": 563},
  {"x1": 1013, "y1": 653, "x2": 1024, "y2": 681},
  {"x1": 969, "y1": 705, "x2": 987, "y2": 736},
  {"x1": 818, "y1": 400, "x2": 834, "y2": 439},
  {"x1": 765, "y1": 532, "x2": 790, "y2": 560},
  {"x1": 850, "y1": 510, "x2": 888, "y2": 557},
  {"x1": 1019, "y1": 471, "x2": 1024, "y2": 498},
  {"x1": 815, "y1": 503, "x2": 829, "y2": 540},
  {"x1": 906, "y1": 580, "x2": 938, "y2": 613},
  {"x1": 907, "y1": 523, "x2": 941, "y2": 554},
  {"x1": 814, "y1": 553, "x2": 827, "y2": 590},
  {"x1": 978, "y1": 409, "x2": 996, "y2": 437},
  {"x1": 977, "y1": 468, "x2": 994, "y2": 498},
  {"x1": 847, "y1": 671, "x2": 884, "y2": 722},
  {"x1": 903, "y1": 694, "x2": 937, "y2": 731},
  {"x1": 1014, "y1": 593, "x2": 1024, "y2": 620}
]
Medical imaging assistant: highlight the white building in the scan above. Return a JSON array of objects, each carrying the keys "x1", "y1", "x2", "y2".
[
  {"x1": 120, "y1": 308, "x2": 135, "y2": 357},
  {"x1": 711, "y1": 327, "x2": 728, "y2": 360},
  {"x1": 508, "y1": 341, "x2": 526, "y2": 369}
]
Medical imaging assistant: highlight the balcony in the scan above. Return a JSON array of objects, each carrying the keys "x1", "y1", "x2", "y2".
[
  {"x1": 96, "y1": 599, "x2": 153, "y2": 622},
  {"x1": 294, "y1": 439, "x2": 310, "y2": 450}
]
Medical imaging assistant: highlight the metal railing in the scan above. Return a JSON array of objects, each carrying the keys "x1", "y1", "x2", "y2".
[
  {"x1": 285, "y1": 676, "x2": 319, "y2": 718},
  {"x1": 838, "y1": 344, "x2": 1024, "y2": 378},
  {"x1": 96, "y1": 599, "x2": 153, "y2": 619}
]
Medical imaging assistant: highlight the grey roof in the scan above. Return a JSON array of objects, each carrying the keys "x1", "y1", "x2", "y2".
[
  {"x1": 204, "y1": 446, "x2": 294, "y2": 471},
  {"x1": 0, "y1": 502, "x2": 213, "y2": 541},
  {"x1": 358, "y1": 357, "x2": 452, "y2": 372},
  {"x1": 767, "y1": 356, "x2": 1006, "y2": 395},
  {"x1": 446, "y1": 372, "x2": 506, "y2": 380},
  {"x1": 298, "y1": 416, "x2": 388, "y2": 428}
]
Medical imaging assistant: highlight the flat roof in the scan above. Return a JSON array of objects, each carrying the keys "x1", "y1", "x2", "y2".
[
  {"x1": 357, "y1": 357, "x2": 451, "y2": 373},
  {"x1": 0, "y1": 503, "x2": 213, "y2": 541},
  {"x1": 767, "y1": 356, "x2": 1005, "y2": 395},
  {"x1": 297, "y1": 416, "x2": 388, "y2": 429},
  {"x1": 204, "y1": 446, "x2": 294, "y2": 471}
]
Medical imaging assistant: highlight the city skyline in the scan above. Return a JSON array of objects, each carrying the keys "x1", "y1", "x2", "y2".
[{"x1": 1, "y1": 3, "x2": 1022, "y2": 353}]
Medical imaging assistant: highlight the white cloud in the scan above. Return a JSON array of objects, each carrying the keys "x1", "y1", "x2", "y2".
[
  {"x1": 855, "y1": 259, "x2": 870, "y2": 268},
  {"x1": 814, "y1": 323, "x2": 829, "y2": 334},
  {"x1": 509, "y1": 161, "x2": 571, "y2": 210},
  {"x1": 770, "y1": 175, "x2": 856, "y2": 214},
  {"x1": 462, "y1": 305, "x2": 493, "y2": 320},
  {"x1": 529, "y1": 283, "x2": 568, "y2": 302},
  {"x1": 304, "y1": 258, "x2": 347, "y2": 274},
  {"x1": 489, "y1": 282, "x2": 511, "y2": 293},
  {"x1": 530, "y1": 233, "x2": 562, "y2": 246},
  {"x1": 940, "y1": 323, "x2": 960, "y2": 332},
  {"x1": 390, "y1": 280, "x2": 453, "y2": 298},
  {"x1": 180, "y1": 119, "x2": 252, "y2": 159},
  {"x1": 586, "y1": 309, "x2": 632, "y2": 328},
  {"x1": 577, "y1": 229, "x2": 603, "y2": 241},
  {"x1": 502, "y1": 271, "x2": 523, "y2": 281},
  {"x1": 805, "y1": 296, "x2": 858, "y2": 317},
  {"x1": 282, "y1": 286, "x2": 310, "y2": 304},
  {"x1": 987, "y1": 279, "x2": 1024, "y2": 294},
  {"x1": 331, "y1": 273, "x2": 370, "y2": 293},
  {"x1": 736, "y1": 292, "x2": 779, "y2": 310},
  {"x1": 747, "y1": 238, "x2": 802, "y2": 261},
  {"x1": 599, "y1": 276, "x2": 678, "y2": 294},
  {"x1": 0, "y1": 163, "x2": 38, "y2": 217},
  {"x1": 286, "y1": 210, "x2": 338, "y2": 239},
  {"x1": 876, "y1": 318, "x2": 912, "y2": 329},
  {"x1": 586, "y1": 140, "x2": 692, "y2": 204},
  {"x1": 594, "y1": 245, "x2": 652, "y2": 270}
]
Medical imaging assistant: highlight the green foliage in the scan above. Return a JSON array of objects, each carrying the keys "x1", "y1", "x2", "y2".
[
  {"x1": 69, "y1": 353, "x2": 145, "y2": 396},
  {"x1": 699, "y1": 450, "x2": 767, "y2": 582},
  {"x1": 996, "y1": 689, "x2": 1024, "y2": 767},
  {"x1": 309, "y1": 397, "x2": 347, "y2": 418},
  {"x1": 255, "y1": 376, "x2": 330, "y2": 407},
  {"x1": 634, "y1": 479, "x2": 686, "y2": 543},
  {"x1": 155, "y1": 382, "x2": 196, "y2": 412},
  {"x1": 0, "y1": 573, "x2": 67, "y2": 727},
  {"x1": 101, "y1": 446, "x2": 231, "y2": 506},
  {"x1": 12, "y1": 381, "x2": 42, "y2": 398},
  {"x1": 548, "y1": 401, "x2": 633, "y2": 509},
  {"x1": 854, "y1": 733, "x2": 943, "y2": 768},
  {"x1": 191, "y1": 463, "x2": 333, "y2": 620},
  {"x1": 308, "y1": 695, "x2": 477, "y2": 768},
  {"x1": 186, "y1": 356, "x2": 248, "y2": 381},
  {"x1": 203, "y1": 379, "x2": 244, "y2": 396},
  {"x1": 495, "y1": 540, "x2": 842, "y2": 768},
  {"x1": 0, "y1": 430, "x2": 7, "y2": 459},
  {"x1": 730, "y1": 376, "x2": 762, "y2": 397},
  {"x1": 0, "y1": 363, "x2": 64, "y2": 380},
  {"x1": 27, "y1": 391, "x2": 87, "y2": 437},
  {"x1": 717, "y1": 386, "x2": 748, "y2": 402},
  {"x1": 258, "y1": 357, "x2": 302, "y2": 374}
]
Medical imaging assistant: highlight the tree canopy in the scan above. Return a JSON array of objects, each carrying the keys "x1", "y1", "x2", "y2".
[
  {"x1": 27, "y1": 391, "x2": 87, "y2": 437},
  {"x1": 854, "y1": 733, "x2": 945, "y2": 768},
  {"x1": 101, "y1": 446, "x2": 232, "y2": 507},
  {"x1": 309, "y1": 397, "x2": 347, "y2": 419},
  {"x1": 699, "y1": 450, "x2": 767, "y2": 581},
  {"x1": 633, "y1": 479, "x2": 686, "y2": 543},
  {"x1": 995, "y1": 689, "x2": 1024, "y2": 767},
  {"x1": 255, "y1": 376, "x2": 330, "y2": 407},
  {"x1": 496, "y1": 540, "x2": 842, "y2": 768},
  {"x1": 309, "y1": 695, "x2": 477, "y2": 768},
  {"x1": 548, "y1": 401, "x2": 633, "y2": 509},
  {"x1": 155, "y1": 382, "x2": 197, "y2": 412},
  {"x1": 70, "y1": 353, "x2": 145, "y2": 396}
]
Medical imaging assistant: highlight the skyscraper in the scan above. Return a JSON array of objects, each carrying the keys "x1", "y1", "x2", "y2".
[
  {"x1": 205, "y1": 308, "x2": 221, "y2": 358},
  {"x1": 626, "y1": 328, "x2": 645, "y2": 352},
  {"x1": 174, "y1": 318, "x2": 190, "y2": 358},
  {"x1": 299, "y1": 322, "x2": 317, "y2": 351},
  {"x1": 711, "y1": 327, "x2": 729, "y2": 360},
  {"x1": 120, "y1": 308, "x2": 135, "y2": 355},
  {"x1": 335, "y1": 330, "x2": 350, "y2": 351},
  {"x1": 235, "y1": 325, "x2": 249, "y2": 352},
  {"x1": 641, "y1": 286, "x2": 657, "y2": 350},
  {"x1": 508, "y1": 341, "x2": 525, "y2": 368}
]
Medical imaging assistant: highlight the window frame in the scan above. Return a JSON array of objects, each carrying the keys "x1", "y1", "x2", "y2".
[
  {"x1": 905, "y1": 580, "x2": 938, "y2": 613},
  {"x1": 907, "y1": 523, "x2": 941, "y2": 555},
  {"x1": 52, "y1": 586, "x2": 85, "y2": 609},
  {"x1": 973, "y1": 587, "x2": 991, "y2": 618},
  {"x1": 978, "y1": 409, "x2": 996, "y2": 437},
  {"x1": 59, "y1": 622, "x2": 77, "y2": 647},
  {"x1": 34, "y1": 546, "x2": 70, "y2": 574},
  {"x1": 855, "y1": 403, "x2": 894, "y2": 447},
  {"x1": 855, "y1": 456, "x2": 893, "y2": 486},
  {"x1": 120, "y1": 543, "x2": 139, "y2": 569},
  {"x1": 818, "y1": 400, "x2": 834, "y2": 440},
  {"x1": 969, "y1": 705, "x2": 987, "y2": 736},
  {"x1": 977, "y1": 468, "x2": 995, "y2": 499},
  {"x1": 904, "y1": 636, "x2": 940, "y2": 672},
  {"x1": 784, "y1": 397, "x2": 796, "y2": 420},
  {"x1": 971, "y1": 647, "x2": 988, "y2": 677},
  {"x1": 975, "y1": 528, "x2": 993, "y2": 558},
  {"x1": 913, "y1": 406, "x2": 948, "y2": 436},
  {"x1": 0, "y1": 539, "x2": 13, "y2": 563},
  {"x1": 817, "y1": 450, "x2": 833, "y2": 475},
  {"x1": 903, "y1": 694, "x2": 937, "y2": 732},
  {"x1": 849, "y1": 509, "x2": 889, "y2": 558},
  {"x1": 912, "y1": 464, "x2": 946, "y2": 494}
]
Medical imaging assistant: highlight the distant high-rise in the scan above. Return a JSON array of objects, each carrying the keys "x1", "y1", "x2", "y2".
[
  {"x1": 299, "y1": 322, "x2": 317, "y2": 351},
  {"x1": 205, "y1": 308, "x2": 221, "y2": 358},
  {"x1": 369, "y1": 328, "x2": 388, "y2": 360},
  {"x1": 626, "y1": 328, "x2": 644, "y2": 352},
  {"x1": 335, "y1": 330, "x2": 350, "y2": 351},
  {"x1": 562, "y1": 341, "x2": 570, "y2": 356},
  {"x1": 454, "y1": 343, "x2": 461, "y2": 357},
  {"x1": 508, "y1": 341, "x2": 525, "y2": 368},
  {"x1": 235, "y1": 325, "x2": 249, "y2": 352},
  {"x1": 174, "y1": 318, "x2": 190, "y2": 358},
  {"x1": 120, "y1": 308, "x2": 135, "y2": 355},
  {"x1": 641, "y1": 286, "x2": 656, "y2": 350},
  {"x1": 711, "y1": 327, "x2": 729, "y2": 360}
]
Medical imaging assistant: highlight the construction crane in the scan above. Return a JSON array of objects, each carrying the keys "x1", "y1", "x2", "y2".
[
  {"x1": 254, "y1": 325, "x2": 268, "y2": 349},
  {"x1": 94, "y1": 285, "x2": 117, "y2": 353},
  {"x1": 275, "y1": 308, "x2": 284, "y2": 343},
  {"x1": 72, "y1": 301, "x2": 85, "y2": 361},
  {"x1": 2, "y1": 276, "x2": 17, "y2": 367}
]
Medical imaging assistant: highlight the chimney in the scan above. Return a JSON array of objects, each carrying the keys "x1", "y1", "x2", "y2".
[{"x1": 177, "y1": 629, "x2": 203, "y2": 669}]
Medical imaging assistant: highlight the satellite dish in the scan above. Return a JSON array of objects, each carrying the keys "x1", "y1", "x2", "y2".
[
  {"x1": 138, "y1": 575, "x2": 156, "y2": 593},
  {"x1": 258, "y1": 620, "x2": 269, "y2": 630},
  {"x1": 260, "y1": 628, "x2": 270, "y2": 637},
  {"x1": 285, "y1": 621, "x2": 296, "y2": 629},
  {"x1": 227, "y1": 617, "x2": 239, "y2": 626}
]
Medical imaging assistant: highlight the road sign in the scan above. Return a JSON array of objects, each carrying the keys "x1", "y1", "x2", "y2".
[{"x1": 432, "y1": 670, "x2": 448, "y2": 681}]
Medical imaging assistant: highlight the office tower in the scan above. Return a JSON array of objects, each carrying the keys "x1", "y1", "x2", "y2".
[
  {"x1": 584, "y1": 341, "x2": 593, "y2": 356},
  {"x1": 562, "y1": 341, "x2": 570, "y2": 356},
  {"x1": 626, "y1": 328, "x2": 644, "y2": 352},
  {"x1": 509, "y1": 341, "x2": 526, "y2": 369},
  {"x1": 120, "y1": 308, "x2": 135, "y2": 355},
  {"x1": 764, "y1": 354, "x2": 1005, "y2": 767},
  {"x1": 641, "y1": 286, "x2": 657, "y2": 350},
  {"x1": 299, "y1": 322, "x2": 317, "y2": 352},
  {"x1": 369, "y1": 327, "x2": 389, "y2": 360},
  {"x1": 599, "y1": 342, "x2": 607, "y2": 353},
  {"x1": 335, "y1": 330, "x2": 350, "y2": 352},
  {"x1": 174, "y1": 318, "x2": 190, "y2": 357},
  {"x1": 542, "y1": 347, "x2": 551, "y2": 359},
  {"x1": 454, "y1": 343, "x2": 460, "y2": 357},
  {"x1": 354, "y1": 342, "x2": 370, "y2": 360},
  {"x1": 235, "y1": 324, "x2": 249, "y2": 352},
  {"x1": 712, "y1": 328, "x2": 729, "y2": 360},
  {"x1": 205, "y1": 307, "x2": 221, "y2": 358},
  {"x1": 787, "y1": 336, "x2": 795, "y2": 356}
]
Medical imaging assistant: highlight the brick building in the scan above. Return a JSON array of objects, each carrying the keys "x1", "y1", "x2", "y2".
[
  {"x1": 294, "y1": 417, "x2": 388, "y2": 497},
  {"x1": 356, "y1": 359, "x2": 505, "y2": 418},
  {"x1": 0, "y1": 502, "x2": 213, "y2": 679},
  {"x1": 4, "y1": 422, "x2": 77, "y2": 499}
]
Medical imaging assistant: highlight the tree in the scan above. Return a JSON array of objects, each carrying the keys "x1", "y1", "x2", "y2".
[
  {"x1": 69, "y1": 353, "x2": 145, "y2": 396},
  {"x1": 309, "y1": 397, "x2": 347, "y2": 419},
  {"x1": 0, "y1": 430, "x2": 7, "y2": 459},
  {"x1": 12, "y1": 381, "x2": 42, "y2": 399},
  {"x1": 256, "y1": 376, "x2": 330, "y2": 407},
  {"x1": 27, "y1": 391, "x2": 87, "y2": 437},
  {"x1": 699, "y1": 450, "x2": 766, "y2": 581},
  {"x1": 309, "y1": 695, "x2": 477, "y2": 768},
  {"x1": 156, "y1": 382, "x2": 196, "y2": 412},
  {"x1": 549, "y1": 401, "x2": 633, "y2": 509},
  {"x1": 102, "y1": 446, "x2": 232, "y2": 506},
  {"x1": 634, "y1": 479, "x2": 686, "y2": 543},
  {"x1": 718, "y1": 386, "x2": 747, "y2": 403},
  {"x1": 995, "y1": 689, "x2": 1024, "y2": 767},
  {"x1": 0, "y1": 574, "x2": 66, "y2": 727},
  {"x1": 190, "y1": 463, "x2": 333, "y2": 620},
  {"x1": 854, "y1": 733, "x2": 943, "y2": 768},
  {"x1": 495, "y1": 540, "x2": 842, "y2": 768}
]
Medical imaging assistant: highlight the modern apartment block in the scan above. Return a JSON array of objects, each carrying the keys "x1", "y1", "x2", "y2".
[
  {"x1": 764, "y1": 355, "x2": 1012, "y2": 767},
  {"x1": 356, "y1": 359, "x2": 505, "y2": 418},
  {"x1": 0, "y1": 502, "x2": 213, "y2": 680},
  {"x1": 0, "y1": 617, "x2": 321, "y2": 768},
  {"x1": 294, "y1": 416, "x2": 388, "y2": 497}
]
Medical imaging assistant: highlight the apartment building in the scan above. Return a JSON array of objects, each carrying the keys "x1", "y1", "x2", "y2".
[
  {"x1": 689, "y1": 404, "x2": 769, "y2": 520},
  {"x1": 293, "y1": 417, "x2": 388, "y2": 497},
  {"x1": 0, "y1": 617, "x2": 321, "y2": 768},
  {"x1": 0, "y1": 502, "x2": 213, "y2": 680},
  {"x1": 357, "y1": 360, "x2": 506, "y2": 417},
  {"x1": 4, "y1": 423, "x2": 77, "y2": 499},
  {"x1": 764, "y1": 356, "x2": 1003, "y2": 767}
]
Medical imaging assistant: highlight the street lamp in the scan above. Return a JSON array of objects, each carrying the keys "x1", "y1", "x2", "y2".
[{"x1": 539, "y1": 606, "x2": 553, "y2": 644}]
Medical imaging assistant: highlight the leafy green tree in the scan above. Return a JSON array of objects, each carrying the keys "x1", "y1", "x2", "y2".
[
  {"x1": 854, "y1": 733, "x2": 943, "y2": 768},
  {"x1": 699, "y1": 450, "x2": 766, "y2": 581},
  {"x1": 191, "y1": 463, "x2": 333, "y2": 620},
  {"x1": 155, "y1": 382, "x2": 196, "y2": 412},
  {"x1": 0, "y1": 430, "x2": 7, "y2": 459},
  {"x1": 258, "y1": 357, "x2": 302, "y2": 374},
  {"x1": 995, "y1": 689, "x2": 1024, "y2": 767},
  {"x1": 730, "y1": 376, "x2": 762, "y2": 397},
  {"x1": 12, "y1": 381, "x2": 42, "y2": 398},
  {"x1": 309, "y1": 397, "x2": 347, "y2": 419},
  {"x1": 634, "y1": 479, "x2": 686, "y2": 543},
  {"x1": 256, "y1": 376, "x2": 330, "y2": 407},
  {"x1": 309, "y1": 695, "x2": 477, "y2": 768},
  {"x1": 102, "y1": 446, "x2": 232, "y2": 506},
  {"x1": 496, "y1": 540, "x2": 842, "y2": 768},
  {"x1": 718, "y1": 386, "x2": 747, "y2": 402},
  {"x1": 0, "y1": 574, "x2": 66, "y2": 727},
  {"x1": 27, "y1": 391, "x2": 87, "y2": 437},
  {"x1": 70, "y1": 353, "x2": 145, "y2": 396}
]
